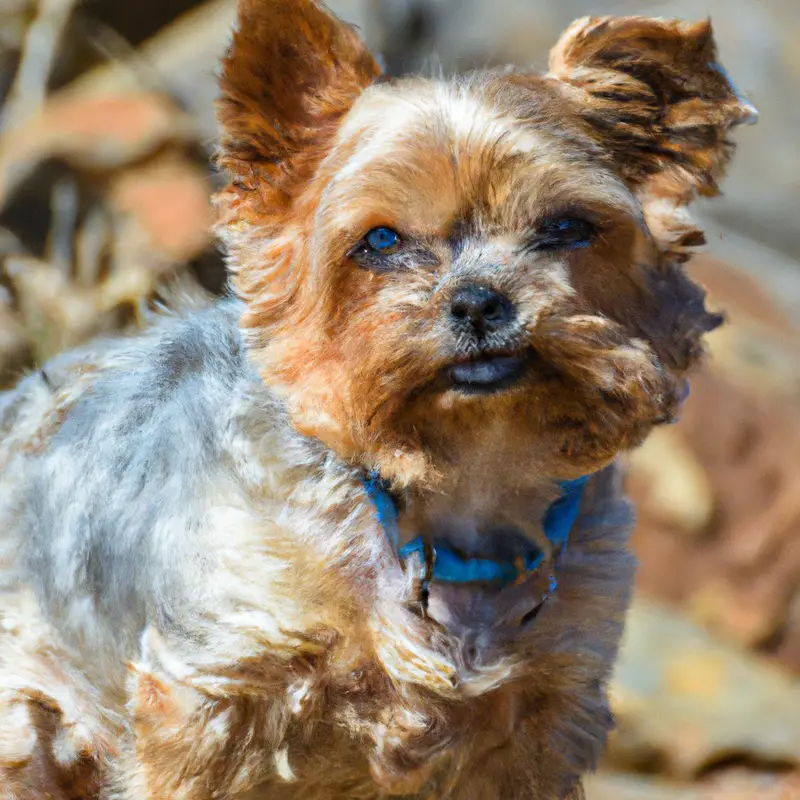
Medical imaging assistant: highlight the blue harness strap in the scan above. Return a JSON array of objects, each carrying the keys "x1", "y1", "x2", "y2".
[
  {"x1": 362, "y1": 472, "x2": 589, "y2": 589},
  {"x1": 541, "y1": 476, "x2": 589, "y2": 550},
  {"x1": 362, "y1": 471, "x2": 401, "y2": 549},
  {"x1": 363, "y1": 380, "x2": 690, "y2": 589}
]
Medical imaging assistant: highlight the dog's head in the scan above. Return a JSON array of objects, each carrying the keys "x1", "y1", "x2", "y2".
[{"x1": 216, "y1": 0, "x2": 756, "y2": 488}]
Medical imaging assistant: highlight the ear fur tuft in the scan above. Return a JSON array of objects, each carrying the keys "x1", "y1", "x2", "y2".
[
  {"x1": 549, "y1": 16, "x2": 757, "y2": 259},
  {"x1": 217, "y1": 0, "x2": 381, "y2": 208}
]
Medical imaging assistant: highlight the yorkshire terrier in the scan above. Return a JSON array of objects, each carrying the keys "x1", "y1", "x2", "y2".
[{"x1": 0, "y1": 1, "x2": 756, "y2": 798}]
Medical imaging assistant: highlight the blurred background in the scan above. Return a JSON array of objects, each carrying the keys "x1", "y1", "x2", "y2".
[{"x1": 0, "y1": 0, "x2": 798, "y2": 797}]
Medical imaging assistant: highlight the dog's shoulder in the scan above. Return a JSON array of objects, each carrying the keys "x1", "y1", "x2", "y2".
[
  {"x1": 0, "y1": 298, "x2": 288, "y2": 672},
  {"x1": 1, "y1": 297, "x2": 248, "y2": 446}
]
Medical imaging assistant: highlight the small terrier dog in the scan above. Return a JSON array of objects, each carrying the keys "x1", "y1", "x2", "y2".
[{"x1": 0, "y1": 1, "x2": 756, "y2": 798}]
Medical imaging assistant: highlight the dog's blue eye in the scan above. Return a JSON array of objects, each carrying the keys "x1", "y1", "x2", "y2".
[
  {"x1": 365, "y1": 227, "x2": 400, "y2": 253},
  {"x1": 533, "y1": 216, "x2": 597, "y2": 251}
]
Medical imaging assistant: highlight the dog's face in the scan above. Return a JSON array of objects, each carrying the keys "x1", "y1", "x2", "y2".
[{"x1": 216, "y1": 1, "x2": 756, "y2": 487}]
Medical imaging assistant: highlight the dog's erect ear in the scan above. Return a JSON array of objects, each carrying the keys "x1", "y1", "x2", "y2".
[
  {"x1": 217, "y1": 0, "x2": 381, "y2": 209},
  {"x1": 549, "y1": 17, "x2": 757, "y2": 259}
]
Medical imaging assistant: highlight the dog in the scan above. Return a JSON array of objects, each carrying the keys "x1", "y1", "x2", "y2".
[{"x1": 0, "y1": 1, "x2": 756, "y2": 798}]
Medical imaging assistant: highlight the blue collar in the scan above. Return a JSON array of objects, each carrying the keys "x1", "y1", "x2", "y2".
[
  {"x1": 362, "y1": 381, "x2": 690, "y2": 590},
  {"x1": 362, "y1": 473, "x2": 589, "y2": 589}
]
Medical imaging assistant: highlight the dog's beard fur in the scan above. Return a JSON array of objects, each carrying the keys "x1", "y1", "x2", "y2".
[{"x1": 0, "y1": 2, "x2": 756, "y2": 799}]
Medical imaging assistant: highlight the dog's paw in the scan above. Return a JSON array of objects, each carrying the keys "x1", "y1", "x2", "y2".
[
  {"x1": 0, "y1": 593, "x2": 117, "y2": 799},
  {"x1": 0, "y1": 687, "x2": 108, "y2": 800}
]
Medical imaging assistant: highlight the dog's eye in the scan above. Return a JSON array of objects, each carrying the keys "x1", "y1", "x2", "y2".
[
  {"x1": 364, "y1": 227, "x2": 400, "y2": 254},
  {"x1": 531, "y1": 216, "x2": 597, "y2": 251}
]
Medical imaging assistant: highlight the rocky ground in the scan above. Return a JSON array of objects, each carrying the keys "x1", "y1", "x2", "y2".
[{"x1": 0, "y1": 1, "x2": 798, "y2": 798}]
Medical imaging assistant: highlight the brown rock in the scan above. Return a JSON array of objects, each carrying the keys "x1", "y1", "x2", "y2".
[
  {"x1": 606, "y1": 600, "x2": 800, "y2": 779},
  {"x1": 0, "y1": 93, "x2": 194, "y2": 207},
  {"x1": 630, "y1": 258, "x2": 800, "y2": 668},
  {"x1": 631, "y1": 367, "x2": 800, "y2": 656},
  {"x1": 110, "y1": 156, "x2": 211, "y2": 264}
]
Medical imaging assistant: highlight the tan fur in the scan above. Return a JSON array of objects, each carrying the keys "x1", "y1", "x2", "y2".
[{"x1": 217, "y1": 10, "x2": 746, "y2": 489}]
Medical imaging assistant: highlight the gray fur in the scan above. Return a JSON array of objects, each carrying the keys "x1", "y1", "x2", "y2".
[{"x1": 1, "y1": 299, "x2": 307, "y2": 686}]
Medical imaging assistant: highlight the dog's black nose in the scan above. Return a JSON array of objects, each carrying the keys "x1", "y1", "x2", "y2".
[{"x1": 450, "y1": 285, "x2": 514, "y2": 331}]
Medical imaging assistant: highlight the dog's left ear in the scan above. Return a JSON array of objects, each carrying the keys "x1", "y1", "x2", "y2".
[
  {"x1": 549, "y1": 17, "x2": 757, "y2": 260},
  {"x1": 217, "y1": 0, "x2": 381, "y2": 213}
]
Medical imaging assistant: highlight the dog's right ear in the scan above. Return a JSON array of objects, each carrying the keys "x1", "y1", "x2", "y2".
[
  {"x1": 217, "y1": 0, "x2": 381, "y2": 212},
  {"x1": 548, "y1": 17, "x2": 757, "y2": 261}
]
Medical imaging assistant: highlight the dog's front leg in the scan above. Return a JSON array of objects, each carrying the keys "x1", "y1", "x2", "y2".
[
  {"x1": 110, "y1": 627, "x2": 293, "y2": 800},
  {"x1": 0, "y1": 590, "x2": 120, "y2": 800}
]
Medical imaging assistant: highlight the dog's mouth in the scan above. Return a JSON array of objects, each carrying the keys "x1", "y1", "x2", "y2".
[
  {"x1": 444, "y1": 347, "x2": 562, "y2": 395},
  {"x1": 446, "y1": 350, "x2": 529, "y2": 394}
]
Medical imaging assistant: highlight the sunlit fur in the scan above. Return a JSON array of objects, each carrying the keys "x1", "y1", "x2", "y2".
[
  {"x1": 0, "y1": 2, "x2": 755, "y2": 798},
  {"x1": 217, "y1": 12, "x2": 752, "y2": 502}
]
